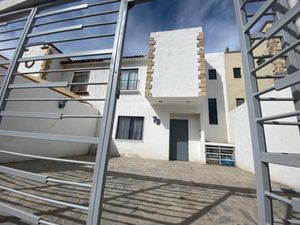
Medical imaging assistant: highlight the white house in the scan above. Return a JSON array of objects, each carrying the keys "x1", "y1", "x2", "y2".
[
  {"x1": 0, "y1": 27, "x2": 234, "y2": 163},
  {"x1": 58, "y1": 27, "x2": 232, "y2": 162}
]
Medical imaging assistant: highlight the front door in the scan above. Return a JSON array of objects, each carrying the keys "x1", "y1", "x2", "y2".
[{"x1": 169, "y1": 119, "x2": 189, "y2": 161}]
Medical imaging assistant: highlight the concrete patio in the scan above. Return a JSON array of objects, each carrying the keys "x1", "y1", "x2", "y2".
[{"x1": 0, "y1": 156, "x2": 298, "y2": 225}]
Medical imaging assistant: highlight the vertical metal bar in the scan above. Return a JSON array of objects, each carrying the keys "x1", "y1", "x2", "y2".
[
  {"x1": 234, "y1": 0, "x2": 273, "y2": 224},
  {"x1": 86, "y1": 0, "x2": 129, "y2": 224},
  {"x1": 0, "y1": 8, "x2": 37, "y2": 121}
]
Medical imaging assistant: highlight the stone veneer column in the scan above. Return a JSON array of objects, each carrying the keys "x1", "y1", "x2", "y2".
[
  {"x1": 266, "y1": 38, "x2": 287, "y2": 75},
  {"x1": 40, "y1": 45, "x2": 53, "y2": 80},
  {"x1": 145, "y1": 37, "x2": 156, "y2": 97},
  {"x1": 197, "y1": 32, "x2": 206, "y2": 96}
]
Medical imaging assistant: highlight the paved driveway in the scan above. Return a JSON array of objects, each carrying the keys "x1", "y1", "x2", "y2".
[{"x1": 0, "y1": 156, "x2": 297, "y2": 224}]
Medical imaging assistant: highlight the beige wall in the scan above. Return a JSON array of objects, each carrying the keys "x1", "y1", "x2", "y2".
[
  {"x1": 224, "y1": 52, "x2": 246, "y2": 111},
  {"x1": 224, "y1": 22, "x2": 284, "y2": 111}
]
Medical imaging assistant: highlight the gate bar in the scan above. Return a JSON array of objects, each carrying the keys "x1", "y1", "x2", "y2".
[{"x1": 0, "y1": 150, "x2": 95, "y2": 165}]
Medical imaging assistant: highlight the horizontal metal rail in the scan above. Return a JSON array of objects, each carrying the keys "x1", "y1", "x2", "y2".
[
  {"x1": 5, "y1": 98, "x2": 105, "y2": 101},
  {"x1": 0, "y1": 202, "x2": 40, "y2": 224},
  {"x1": 0, "y1": 150, "x2": 95, "y2": 165},
  {"x1": 0, "y1": 185, "x2": 89, "y2": 210},
  {"x1": 0, "y1": 165, "x2": 47, "y2": 183},
  {"x1": 259, "y1": 97, "x2": 296, "y2": 101},
  {"x1": 253, "y1": 86, "x2": 275, "y2": 96},
  {"x1": 14, "y1": 67, "x2": 110, "y2": 75},
  {"x1": 0, "y1": 17, "x2": 27, "y2": 27},
  {"x1": 0, "y1": 111, "x2": 102, "y2": 119},
  {"x1": 0, "y1": 27, "x2": 23, "y2": 35},
  {"x1": 0, "y1": 165, "x2": 92, "y2": 188},
  {"x1": 28, "y1": 24, "x2": 83, "y2": 38},
  {"x1": 272, "y1": 188, "x2": 300, "y2": 194},
  {"x1": 257, "y1": 110, "x2": 300, "y2": 122},
  {"x1": 35, "y1": 4, "x2": 89, "y2": 19},
  {"x1": 0, "y1": 46, "x2": 16, "y2": 51},
  {"x1": 0, "y1": 130, "x2": 99, "y2": 144},
  {"x1": 248, "y1": 3, "x2": 299, "y2": 53},
  {"x1": 0, "y1": 7, "x2": 32, "y2": 19},
  {"x1": 251, "y1": 39, "x2": 300, "y2": 73},
  {"x1": 264, "y1": 191, "x2": 292, "y2": 205},
  {"x1": 26, "y1": 32, "x2": 115, "y2": 47},
  {"x1": 265, "y1": 2, "x2": 300, "y2": 39},
  {"x1": 256, "y1": 75, "x2": 286, "y2": 79},
  {"x1": 0, "y1": 37, "x2": 19, "y2": 43},
  {"x1": 244, "y1": 0, "x2": 277, "y2": 31},
  {"x1": 274, "y1": 218, "x2": 300, "y2": 224},
  {"x1": 9, "y1": 82, "x2": 108, "y2": 89},
  {"x1": 0, "y1": 60, "x2": 10, "y2": 65},
  {"x1": 261, "y1": 152, "x2": 300, "y2": 168},
  {"x1": 263, "y1": 121, "x2": 300, "y2": 126},
  {"x1": 34, "y1": 9, "x2": 119, "y2": 27},
  {"x1": 9, "y1": 82, "x2": 68, "y2": 89},
  {"x1": 18, "y1": 49, "x2": 113, "y2": 62},
  {"x1": 275, "y1": 71, "x2": 300, "y2": 91},
  {"x1": 0, "y1": 111, "x2": 61, "y2": 119}
]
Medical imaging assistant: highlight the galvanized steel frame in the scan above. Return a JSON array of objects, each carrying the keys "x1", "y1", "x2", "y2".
[
  {"x1": 0, "y1": 0, "x2": 148, "y2": 224},
  {"x1": 234, "y1": 0, "x2": 300, "y2": 224}
]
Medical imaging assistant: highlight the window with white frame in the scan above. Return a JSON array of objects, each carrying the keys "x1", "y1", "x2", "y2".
[
  {"x1": 71, "y1": 71, "x2": 90, "y2": 94},
  {"x1": 120, "y1": 69, "x2": 138, "y2": 91},
  {"x1": 116, "y1": 116, "x2": 144, "y2": 140}
]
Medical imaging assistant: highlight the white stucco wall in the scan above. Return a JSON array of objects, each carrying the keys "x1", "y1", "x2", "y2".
[
  {"x1": 151, "y1": 27, "x2": 202, "y2": 98},
  {"x1": 109, "y1": 60, "x2": 203, "y2": 161},
  {"x1": 0, "y1": 76, "x2": 99, "y2": 163},
  {"x1": 229, "y1": 88, "x2": 300, "y2": 188},
  {"x1": 201, "y1": 53, "x2": 229, "y2": 143}
]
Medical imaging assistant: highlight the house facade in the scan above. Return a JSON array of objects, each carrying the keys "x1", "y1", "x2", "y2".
[{"x1": 59, "y1": 27, "x2": 232, "y2": 162}]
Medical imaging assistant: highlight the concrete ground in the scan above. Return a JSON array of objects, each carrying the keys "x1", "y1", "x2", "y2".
[{"x1": 0, "y1": 156, "x2": 298, "y2": 225}]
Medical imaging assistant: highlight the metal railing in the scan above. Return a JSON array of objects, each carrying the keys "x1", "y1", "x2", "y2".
[
  {"x1": 234, "y1": 0, "x2": 300, "y2": 224},
  {"x1": 0, "y1": 0, "x2": 149, "y2": 224}
]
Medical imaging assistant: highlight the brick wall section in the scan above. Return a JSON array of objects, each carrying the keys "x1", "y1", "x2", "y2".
[
  {"x1": 145, "y1": 37, "x2": 156, "y2": 97},
  {"x1": 197, "y1": 32, "x2": 206, "y2": 96},
  {"x1": 266, "y1": 38, "x2": 287, "y2": 75}
]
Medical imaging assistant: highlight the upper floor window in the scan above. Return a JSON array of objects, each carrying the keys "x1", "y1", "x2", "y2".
[
  {"x1": 120, "y1": 69, "x2": 138, "y2": 90},
  {"x1": 236, "y1": 98, "x2": 245, "y2": 107},
  {"x1": 71, "y1": 71, "x2": 90, "y2": 94},
  {"x1": 208, "y1": 98, "x2": 218, "y2": 125},
  {"x1": 233, "y1": 67, "x2": 241, "y2": 78},
  {"x1": 208, "y1": 69, "x2": 217, "y2": 80},
  {"x1": 116, "y1": 116, "x2": 144, "y2": 140}
]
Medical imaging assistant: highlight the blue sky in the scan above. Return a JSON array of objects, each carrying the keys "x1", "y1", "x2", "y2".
[
  {"x1": 125, "y1": 0, "x2": 240, "y2": 55},
  {"x1": 0, "y1": 0, "x2": 241, "y2": 59}
]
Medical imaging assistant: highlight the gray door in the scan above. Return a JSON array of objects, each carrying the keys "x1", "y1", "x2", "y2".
[{"x1": 169, "y1": 119, "x2": 189, "y2": 161}]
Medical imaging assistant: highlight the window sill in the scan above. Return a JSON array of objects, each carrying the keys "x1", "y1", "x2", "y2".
[
  {"x1": 115, "y1": 138, "x2": 143, "y2": 143},
  {"x1": 120, "y1": 90, "x2": 140, "y2": 95}
]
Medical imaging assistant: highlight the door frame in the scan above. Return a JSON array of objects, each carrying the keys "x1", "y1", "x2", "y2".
[{"x1": 169, "y1": 119, "x2": 189, "y2": 161}]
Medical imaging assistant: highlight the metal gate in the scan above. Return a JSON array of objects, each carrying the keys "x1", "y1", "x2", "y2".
[
  {"x1": 0, "y1": 0, "x2": 148, "y2": 224},
  {"x1": 234, "y1": 0, "x2": 300, "y2": 224}
]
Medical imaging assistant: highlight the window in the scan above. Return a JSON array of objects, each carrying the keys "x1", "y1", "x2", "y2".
[
  {"x1": 236, "y1": 98, "x2": 245, "y2": 107},
  {"x1": 116, "y1": 116, "x2": 144, "y2": 140},
  {"x1": 208, "y1": 69, "x2": 217, "y2": 80},
  {"x1": 120, "y1": 69, "x2": 138, "y2": 90},
  {"x1": 208, "y1": 98, "x2": 218, "y2": 125},
  {"x1": 233, "y1": 67, "x2": 241, "y2": 78},
  {"x1": 71, "y1": 71, "x2": 90, "y2": 94}
]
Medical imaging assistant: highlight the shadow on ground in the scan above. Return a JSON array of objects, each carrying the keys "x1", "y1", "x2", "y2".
[{"x1": 0, "y1": 156, "x2": 298, "y2": 225}]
